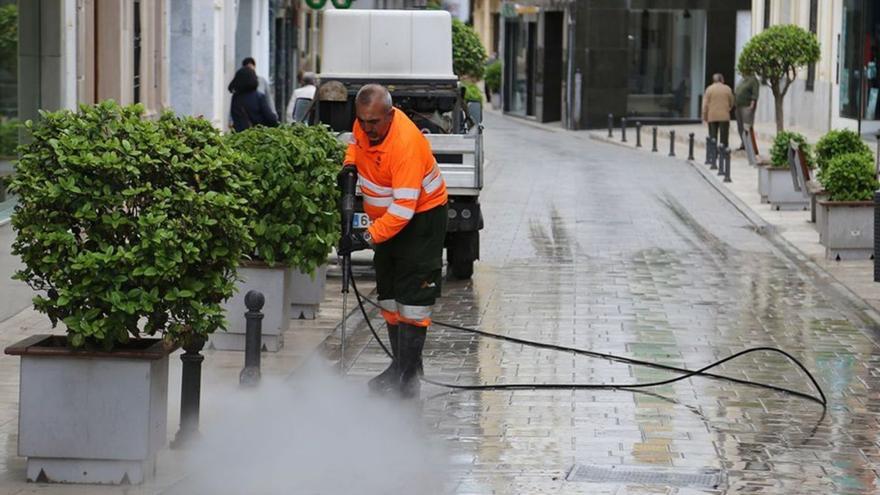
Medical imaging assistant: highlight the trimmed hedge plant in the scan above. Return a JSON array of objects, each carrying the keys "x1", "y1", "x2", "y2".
[
  {"x1": 814, "y1": 129, "x2": 872, "y2": 184},
  {"x1": 770, "y1": 130, "x2": 813, "y2": 168},
  {"x1": 11, "y1": 101, "x2": 253, "y2": 349},
  {"x1": 485, "y1": 60, "x2": 501, "y2": 94},
  {"x1": 224, "y1": 124, "x2": 342, "y2": 274},
  {"x1": 823, "y1": 152, "x2": 879, "y2": 202},
  {"x1": 452, "y1": 19, "x2": 487, "y2": 80}
]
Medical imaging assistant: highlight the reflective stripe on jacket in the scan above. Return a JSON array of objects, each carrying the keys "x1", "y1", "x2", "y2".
[{"x1": 343, "y1": 108, "x2": 448, "y2": 243}]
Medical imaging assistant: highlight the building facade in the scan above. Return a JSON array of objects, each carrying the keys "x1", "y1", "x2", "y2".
[
  {"x1": 754, "y1": 0, "x2": 880, "y2": 136},
  {"x1": 493, "y1": 0, "x2": 751, "y2": 129}
]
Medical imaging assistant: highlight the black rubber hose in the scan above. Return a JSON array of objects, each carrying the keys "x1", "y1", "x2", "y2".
[{"x1": 348, "y1": 270, "x2": 826, "y2": 406}]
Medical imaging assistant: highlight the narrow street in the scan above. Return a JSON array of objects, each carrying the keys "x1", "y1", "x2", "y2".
[{"x1": 343, "y1": 112, "x2": 880, "y2": 494}]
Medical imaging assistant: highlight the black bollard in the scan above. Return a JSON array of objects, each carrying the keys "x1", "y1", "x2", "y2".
[
  {"x1": 704, "y1": 136, "x2": 712, "y2": 165},
  {"x1": 718, "y1": 145, "x2": 727, "y2": 176},
  {"x1": 635, "y1": 122, "x2": 642, "y2": 147},
  {"x1": 688, "y1": 133, "x2": 695, "y2": 161},
  {"x1": 723, "y1": 147, "x2": 732, "y2": 183},
  {"x1": 620, "y1": 117, "x2": 628, "y2": 143},
  {"x1": 608, "y1": 113, "x2": 613, "y2": 138},
  {"x1": 875, "y1": 190, "x2": 880, "y2": 282},
  {"x1": 651, "y1": 127, "x2": 658, "y2": 152},
  {"x1": 668, "y1": 130, "x2": 676, "y2": 157},
  {"x1": 709, "y1": 138, "x2": 718, "y2": 170},
  {"x1": 171, "y1": 335, "x2": 207, "y2": 449},
  {"x1": 240, "y1": 290, "x2": 265, "y2": 387}
]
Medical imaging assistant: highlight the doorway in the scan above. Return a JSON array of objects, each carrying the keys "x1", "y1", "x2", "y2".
[{"x1": 540, "y1": 11, "x2": 563, "y2": 122}]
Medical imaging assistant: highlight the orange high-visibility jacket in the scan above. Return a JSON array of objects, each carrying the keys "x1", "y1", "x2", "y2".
[{"x1": 343, "y1": 108, "x2": 448, "y2": 243}]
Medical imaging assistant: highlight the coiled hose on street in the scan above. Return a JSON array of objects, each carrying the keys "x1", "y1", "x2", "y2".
[{"x1": 348, "y1": 269, "x2": 827, "y2": 407}]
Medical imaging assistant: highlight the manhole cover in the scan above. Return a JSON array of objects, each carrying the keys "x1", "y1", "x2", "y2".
[{"x1": 566, "y1": 464, "x2": 723, "y2": 489}]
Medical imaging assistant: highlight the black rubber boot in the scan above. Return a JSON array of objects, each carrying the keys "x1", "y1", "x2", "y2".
[
  {"x1": 368, "y1": 324, "x2": 399, "y2": 395},
  {"x1": 397, "y1": 323, "x2": 427, "y2": 399}
]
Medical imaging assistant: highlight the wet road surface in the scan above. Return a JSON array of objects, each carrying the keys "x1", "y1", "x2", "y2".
[{"x1": 346, "y1": 113, "x2": 880, "y2": 494}]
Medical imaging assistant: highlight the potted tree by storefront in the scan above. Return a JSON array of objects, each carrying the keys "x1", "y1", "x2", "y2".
[
  {"x1": 812, "y1": 129, "x2": 872, "y2": 226},
  {"x1": 764, "y1": 130, "x2": 813, "y2": 210},
  {"x1": 214, "y1": 124, "x2": 340, "y2": 345},
  {"x1": 816, "y1": 152, "x2": 879, "y2": 260},
  {"x1": 4, "y1": 101, "x2": 252, "y2": 484},
  {"x1": 485, "y1": 60, "x2": 501, "y2": 109}
]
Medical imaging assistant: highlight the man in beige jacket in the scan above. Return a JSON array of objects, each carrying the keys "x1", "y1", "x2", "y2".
[{"x1": 702, "y1": 73, "x2": 735, "y2": 148}]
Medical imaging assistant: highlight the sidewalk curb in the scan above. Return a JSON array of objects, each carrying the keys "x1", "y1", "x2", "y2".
[{"x1": 589, "y1": 132, "x2": 880, "y2": 331}]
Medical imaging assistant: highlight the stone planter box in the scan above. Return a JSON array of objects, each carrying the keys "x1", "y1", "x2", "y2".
[
  {"x1": 212, "y1": 262, "x2": 290, "y2": 351},
  {"x1": 766, "y1": 166, "x2": 808, "y2": 211},
  {"x1": 757, "y1": 163, "x2": 770, "y2": 203},
  {"x1": 817, "y1": 200, "x2": 875, "y2": 260},
  {"x1": 4, "y1": 335, "x2": 173, "y2": 484},
  {"x1": 806, "y1": 181, "x2": 826, "y2": 225},
  {"x1": 289, "y1": 264, "x2": 327, "y2": 319}
]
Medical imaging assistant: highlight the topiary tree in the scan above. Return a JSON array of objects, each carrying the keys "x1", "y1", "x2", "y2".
[
  {"x1": 737, "y1": 24, "x2": 820, "y2": 132},
  {"x1": 814, "y1": 129, "x2": 872, "y2": 184},
  {"x1": 484, "y1": 60, "x2": 502, "y2": 94},
  {"x1": 10, "y1": 101, "x2": 254, "y2": 350},
  {"x1": 452, "y1": 19, "x2": 487, "y2": 81},
  {"x1": 823, "y1": 152, "x2": 879, "y2": 201},
  {"x1": 770, "y1": 130, "x2": 813, "y2": 168},
  {"x1": 224, "y1": 124, "x2": 342, "y2": 274}
]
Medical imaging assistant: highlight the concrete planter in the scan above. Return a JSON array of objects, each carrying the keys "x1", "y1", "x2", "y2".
[
  {"x1": 289, "y1": 264, "x2": 327, "y2": 319},
  {"x1": 766, "y1": 166, "x2": 808, "y2": 211},
  {"x1": 490, "y1": 93, "x2": 501, "y2": 110},
  {"x1": 757, "y1": 164, "x2": 770, "y2": 203},
  {"x1": 212, "y1": 262, "x2": 290, "y2": 351},
  {"x1": 4, "y1": 335, "x2": 172, "y2": 484},
  {"x1": 817, "y1": 200, "x2": 875, "y2": 260}
]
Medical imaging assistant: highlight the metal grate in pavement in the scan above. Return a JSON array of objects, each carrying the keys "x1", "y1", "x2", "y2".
[{"x1": 566, "y1": 463, "x2": 723, "y2": 489}]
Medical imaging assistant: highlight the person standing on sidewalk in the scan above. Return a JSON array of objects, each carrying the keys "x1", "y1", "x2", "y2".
[
  {"x1": 702, "y1": 73, "x2": 735, "y2": 148},
  {"x1": 734, "y1": 71, "x2": 760, "y2": 150},
  {"x1": 337, "y1": 84, "x2": 448, "y2": 400}
]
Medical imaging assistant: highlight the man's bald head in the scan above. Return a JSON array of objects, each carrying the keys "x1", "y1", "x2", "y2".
[{"x1": 355, "y1": 84, "x2": 394, "y2": 145}]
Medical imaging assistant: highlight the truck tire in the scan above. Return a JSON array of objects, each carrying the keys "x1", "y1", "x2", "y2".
[{"x1": 446, "y1": 231, "x2": 479, "y2": 280}]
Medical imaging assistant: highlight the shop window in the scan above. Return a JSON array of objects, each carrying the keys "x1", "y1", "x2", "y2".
[
  {"x1": 0, "y1": 0, "x2": 17, "y2": 159},
  {"x1": 763, "y1": 0, "x2": 771, "y2": 29},
  {"x1": 806, "y1": 0, "x2": 817, "y2": 91}
]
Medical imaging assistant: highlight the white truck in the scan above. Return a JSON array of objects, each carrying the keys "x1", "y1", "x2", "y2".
[{"x1": 296, "y1": 9, "x2": 484, "y2": 279}]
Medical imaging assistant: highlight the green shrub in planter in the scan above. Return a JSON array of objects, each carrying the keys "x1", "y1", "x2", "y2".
[
  {"x1": 225, "y1": 124, "x2": 342, "y2": 274},
  {"x1": 462, "y1": 81, "x2": 483, "y2": 103},
  {"x1": 10, "y1": 101, "x2": 253, "y2": 349},
  {"x1": 770, "y1": 130, "x2": 813, "y2": 168},
  {"x1": 814, "y1": 129, "x2": 872, "y2": 184},
  {"x1": 452, "y1": 19, "x2": 487, "y2": 80},
  {"x1": 485, "y1": 60, "x2": 501, "y2": 94},
  {"x1": 823, "y1": 152, "x2": 879, "y2": 202}
]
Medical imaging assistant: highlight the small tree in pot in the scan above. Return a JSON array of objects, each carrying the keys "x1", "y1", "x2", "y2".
[
  {"x1": 5, "y1": 101, "x2": 252, "y2": 484},
  {"x1": 817, "y1": 152, "x2": 879, "y2": 259},
  {"x1": 814, "y1": 129, "x2": 872, "y2": 185},
  {"x1": 764, "y1": 131, "x2": 813, "y2": 210},
  {"x1": 217, "y1": 124, "x2": 342, "y2": 340}
]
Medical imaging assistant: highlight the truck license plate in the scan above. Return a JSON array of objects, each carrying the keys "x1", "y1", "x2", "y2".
[{"x1": 353, "y1": 212, "x2": 370, "y2": 230}]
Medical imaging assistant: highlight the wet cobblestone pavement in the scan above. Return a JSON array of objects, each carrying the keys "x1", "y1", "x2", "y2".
[{"x1": 346, "y1": 114, "x2": 880, "y2": 494}]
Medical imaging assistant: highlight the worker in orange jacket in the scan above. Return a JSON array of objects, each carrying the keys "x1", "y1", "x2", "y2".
[{"x1": 338, "y1": 84, "x2": 448, "y2": 399}]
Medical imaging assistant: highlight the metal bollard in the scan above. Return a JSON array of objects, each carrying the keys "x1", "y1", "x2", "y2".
[
  {"x1": 635, "y1": 122, "x2": 642, "y2": 147},
  {"x1": 620, "y1": 117, "x2": 628, "y2": 143},
  {"x1": 240, "y1": 290, "x2": 265, "y2": 387},
  {"x1": 875, "y1": 190, "x2": 880, "y2": 282},
  {"x1": 171, "y1": 335, "x2": 206, "y2": 449},
  {"x1": 687, "y1": 133, "x2": 695, "y2": 161},
  {"x1": 718, "y1": 145, "x2": 727, "y2": 176},
  {"x1": 651, "y1": 127, "x2": 658, "y2": 152},
  {"x1": 723, "y1": 147, "x2": 732, "y2": 183},
  {"x1": 608, "y1": 113, "x2": 614, "y2": 138},
  {"x1": 668, "y1": 130, "x2": 676, "y2": 157},
  {"x1": 705, "y1": 136, "x2": 712, "y2": 165},
  {"x1": 709, "y1": 138, "x2": 718, "y2": 170}
]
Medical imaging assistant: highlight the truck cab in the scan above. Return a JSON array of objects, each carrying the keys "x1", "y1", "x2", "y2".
[{"x1": 298, "y1": 9, "x2": 484, "y2": 279}]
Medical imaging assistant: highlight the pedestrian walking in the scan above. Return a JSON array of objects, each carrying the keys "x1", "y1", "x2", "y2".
[
  {"x1": 228, "y1": 67, "x2": 279, "y2": 132},
  {"x1": 734, "y1": 71, "x2": 760, "y2": 150},
  {"x1": 337, "y1": 84, "x2": 448, "y2": 400},
  {"x1": 702, "y1": 73, "x2": 735, "y2": 148},
  {"x1": 285, "y1": 71, "x2": 317, "y2": 123},
  {"x1": 231, "y1": 57, "x2": 275, "y2": 113}
]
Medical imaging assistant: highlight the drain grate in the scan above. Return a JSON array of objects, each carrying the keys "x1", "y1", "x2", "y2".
[{"x1": 566, "y1": 463, "x2": 723, "y2": 489}]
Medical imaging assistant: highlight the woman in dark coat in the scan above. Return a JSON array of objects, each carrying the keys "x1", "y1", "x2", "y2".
[{"x1": 229, "y1": 67, "x2": 279, "y2": 132}]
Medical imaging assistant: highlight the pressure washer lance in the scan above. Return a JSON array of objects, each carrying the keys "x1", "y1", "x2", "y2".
[{"x1": 338, "y1": 165, "x2": 359, "y2": 373}]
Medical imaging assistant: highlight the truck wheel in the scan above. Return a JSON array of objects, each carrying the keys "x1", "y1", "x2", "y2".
[{"x1": 450, "y1": 259, "x2": 474, "y2": 280}]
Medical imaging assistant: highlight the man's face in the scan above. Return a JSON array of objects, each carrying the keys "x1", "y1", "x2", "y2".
[{"x1": 356, "y1": 100, "x2": 393, "y2": 145}]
